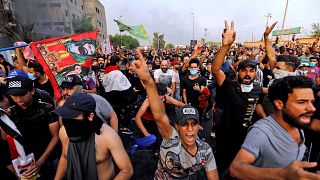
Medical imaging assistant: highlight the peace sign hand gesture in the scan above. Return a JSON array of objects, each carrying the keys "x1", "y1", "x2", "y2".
[
  {"x1": 222, "y1": 20, "x2": 236, "y2": 46},
  {"x1": 264, "y1": 22, "x2": 277, "y2": 38}
]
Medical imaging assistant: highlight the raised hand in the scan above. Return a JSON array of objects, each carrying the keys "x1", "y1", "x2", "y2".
[
  {"x1": 130, "y1": 48, "x2": 153, "y2": 83},
  {"x1": 222, "y1": 20, "x2": 236, "y2": 46},
  {"x1": 283, "y1": 161, "x2": 320, "y2": 180},
  {"x1": 264, "y1": 22, "x2": 277, "y2": 38}
]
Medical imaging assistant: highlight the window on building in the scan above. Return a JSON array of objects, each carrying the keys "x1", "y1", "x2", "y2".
[
  {"x1": 72, "y1": 14, "x2": 76, "y2": 19},
  {"x1": 42, "y1": 22, "x2": 51, "y2": 26},
  {"x1": 37, "y1": 3, "x2": 47, "y2": 7},
  {"x1": 53, "y1": 22, "x2": 64, "y2": 26},
  {"x1": 81, "y1": 5, "x2": 84, "y2": 10},
  {"x1": 65, "y1": 10, "x2": 68, "y2": 17},
  {"x1": 49, "y1": 3, "x2": 61, "y2": 7}
]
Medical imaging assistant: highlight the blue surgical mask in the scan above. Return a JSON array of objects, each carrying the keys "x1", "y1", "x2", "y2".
[
  {"x1": 189, "y1": 69, "x2": 198, "y2": 76},
  {"x1": 28, "y1": 73, "x2": 36, "y2": 80},
  {"x1": 309, "y1": 62, "x2": 316, "y2": 67}
]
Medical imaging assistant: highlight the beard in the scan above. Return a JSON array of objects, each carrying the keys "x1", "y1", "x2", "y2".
[
  {"x1": 282, "y1": 108, "x2": 313, "y2": 129},
  {"x1": 238, "y1": 75, "x2": 254, "y2": 85}
]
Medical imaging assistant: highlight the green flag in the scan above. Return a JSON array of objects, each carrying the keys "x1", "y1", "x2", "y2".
[{"x1": 114, "y1": 19, "x2": 148, "y2": 40}]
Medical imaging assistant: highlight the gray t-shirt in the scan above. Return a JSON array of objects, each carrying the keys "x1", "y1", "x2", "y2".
[
  {"x1": 155, "y1": 127, "x2": 216, "y2": 179},
  {"x1": 89, "y1": 93, "x2": 113, "y2": 124},
  {"x1": 242, "y1": 116, "x2": 306, "y2": 168}
]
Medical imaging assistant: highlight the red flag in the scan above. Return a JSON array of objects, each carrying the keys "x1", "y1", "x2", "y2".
[{"x1": 30, "y1": 31, "x2": 98, "y2": 100}]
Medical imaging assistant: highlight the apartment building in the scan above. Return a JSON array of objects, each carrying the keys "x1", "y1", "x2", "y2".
[{"x1": 0, "y1": 0, "x2": 107, "y2": 47}]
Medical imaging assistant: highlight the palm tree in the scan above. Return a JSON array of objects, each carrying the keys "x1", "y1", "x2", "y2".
[
  {"x1": 72, "y1": 16, "x2": 94, "y2": 34},
  {"x1": 311, "y1": 23, "x2": 320, "y2": 37}
]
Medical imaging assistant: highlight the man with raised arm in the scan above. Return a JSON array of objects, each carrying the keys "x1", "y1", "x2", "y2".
[
  {"x1": 211, "y1": 21, "x2": 265, "y2": 177},
  {"x1": 130, "y1": 49, "x2": 219, "y2": 179}
]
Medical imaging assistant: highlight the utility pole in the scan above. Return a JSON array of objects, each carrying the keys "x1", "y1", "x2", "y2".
[
  {"x1": 204, "y1": 28, "x2": 208, "y2": 40},
  {"x1": 265, "y1": 13, "x2": 272, "y2": 28},
  {"x1": 191, "y1": 12, "x2": 194, "y2": 40},
  {"x1": 279, "y1": 0, "x2": 289, "y2": 44}
]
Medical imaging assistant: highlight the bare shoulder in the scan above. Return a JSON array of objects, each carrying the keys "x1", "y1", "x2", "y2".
[
  {"x1": 99, "y1": 124, "x2": 119, "y2": 140},
  {"x1": 98, "y1": 124, "x2": 121, "y2": 145}
]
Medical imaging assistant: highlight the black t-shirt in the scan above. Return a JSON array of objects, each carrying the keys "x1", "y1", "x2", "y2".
[
  {"x1": 34, "y1": 79, "x2": 54, "y2": 98},
  {"x1": 215, "y1": 79, "x2": 263, "y2": 172},
  {"x1": 10, "y1": 98, "x2": 60, "y2": 161},
  {"x1": 181, "y1": 76, "x2": 207, "y2": 107}
]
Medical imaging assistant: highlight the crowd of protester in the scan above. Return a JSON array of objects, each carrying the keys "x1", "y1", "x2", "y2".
[{"x1": 0, "y1": 20, "x2": 319, "y2": 180}]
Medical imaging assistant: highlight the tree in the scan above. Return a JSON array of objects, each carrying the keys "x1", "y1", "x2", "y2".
[
  {"x1": 72, "y1": 16, "x2": 94, "y2": 34},
  {"x1": 1, "y1": 19, "x2": 36, "y2": 43},
  {"x1": 110, "y1": 34, "x2": 140, "y2": 49},
  {"x1": 207, "y1": 41, "x2": 221, "y2": 46},
  {"x1": 165, "y1": 43, "x2": 174, "y2": 49},
  {"x1": 311, "y1": 23, "x2": 320, "y2": 37},
  {"x1": 152, "y1": 32, "x2": 165, "y2": 49}
]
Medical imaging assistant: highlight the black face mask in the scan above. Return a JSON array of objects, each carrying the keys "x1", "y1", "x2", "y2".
[
  {"x1": 62, "y1": 117, "x2": 103, "y2": 141},
  {"x1": 161, "y1": 68, "x2": 168, "y2": 73}
]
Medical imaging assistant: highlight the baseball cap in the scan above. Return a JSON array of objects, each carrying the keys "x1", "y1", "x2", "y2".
[
  {"x1": 54, "y1": 93, "x2": 96, "y2": 119},
  {"x1": 172, "y1": 60, "x2": 180, "y2": 66},
  {"x1": 237, "y1": 60, "x2": 257, "y2": 71},
  {"x1": 175, "y1": 105, "x2": 200, "y2": 125},
  {"x1": 299, "y1": 62, "x2": 310, "y2": 67},
  {"x1": 60, "y1": 74, "x2": 83, "y2": 89},
  {"x1": 6, "y1": 69, "x2": 29, "y2": 79},
  {"x1": 6, "y1": 76, "x2": 33, "y2": 96}
]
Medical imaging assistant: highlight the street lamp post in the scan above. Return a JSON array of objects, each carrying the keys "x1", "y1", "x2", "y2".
[
  {"x1": 158, "y1": 32, "x2": 160, "y2": 50},
  {"x1": 119, "y1": 15, "x2": 123, "y2": 48},
  {"x1": 265, "y1": 13, "x2": 272, "y2": 28},
  {"x1": 191, "y1": 12, "x2": 194, "y2": 40},
  {"x1": 204, "y1": 28, "x2": 208, "y2": 41}
]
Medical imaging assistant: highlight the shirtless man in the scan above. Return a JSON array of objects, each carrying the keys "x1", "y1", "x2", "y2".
[{"x1": 54, "y1": 93, "x2": 132, "y2": 180}]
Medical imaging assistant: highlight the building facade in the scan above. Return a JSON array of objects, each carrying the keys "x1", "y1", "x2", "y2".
[
  {"x1": 0, "y1": 0, "x2": 107, "y2": 48},
  {"x1": 83, "y1": 0, "x2": 107, "y2": 43}
]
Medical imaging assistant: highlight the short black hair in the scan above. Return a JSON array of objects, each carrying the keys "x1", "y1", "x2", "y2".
[
  {"x1": 189, "y1": 58, "x2": 200, "y2": 66},
  {"x1": 156, "y1": 83, "x2": 167, "y2": 95},
  {"x1": 28, "y1": 61, "x2": 45, "y2": 75},
  {"x1": 276, "y1": 55, "x2": 298, "y2": 70},
  {"x1": 0, "y1": 54, "x2": 4, "y2": 59},
  {"x1": 269, "y1": 76, "x2": 314, "y2": 107},
  {"x1": 110, "y1": 55, "x2": 120, "y2": 66}
]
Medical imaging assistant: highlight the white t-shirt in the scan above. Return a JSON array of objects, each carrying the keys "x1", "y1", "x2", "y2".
[{"x1": 154, "y1": 69, "x2": 176, "y2": 87}]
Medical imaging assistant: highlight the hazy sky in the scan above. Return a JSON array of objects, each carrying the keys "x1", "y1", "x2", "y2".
[{"x1": 101, "y1": 0, "x2": 320, "y2": 45}]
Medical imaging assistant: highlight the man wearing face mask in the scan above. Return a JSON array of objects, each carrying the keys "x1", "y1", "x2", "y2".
[
  {"x1": 181, "y1": 58, "x2": 207, "y2": 121},
  {"x1": 54, "y1": 93, "x2": 133, "y2": 180},
  {"x1": 211, "y1": 21, "x2": 265, "y2": 178},
  {"x1": 153, "y1": 60, "x2": 176, "y2": 96},
  {"x1": 16, "y1": 48, "x2": 55, "y2": 98},
  {"x1": 307, "y1": 57, "x2": 320, "y2": 81}
]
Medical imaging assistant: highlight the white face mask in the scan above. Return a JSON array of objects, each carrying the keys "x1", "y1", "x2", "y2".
[
  {"x1": 240, "y1": 83, "x2": 253, "y2": 92},
  {"x1": 273, "y1": 68, "x2": 297, "y2": 79},
  {"x1": 296, "y1": 69, "x2": 308, "y2": 76}
]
